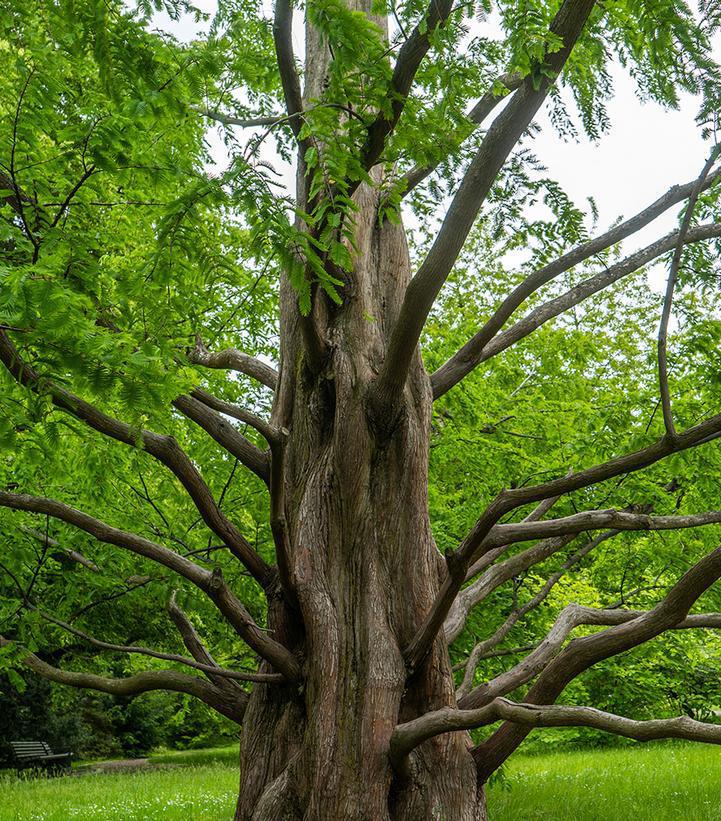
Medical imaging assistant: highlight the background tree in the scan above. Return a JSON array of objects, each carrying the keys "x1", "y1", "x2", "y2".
[{"x1": 5, "y1": 1, "x2": 721, "y2": 819}]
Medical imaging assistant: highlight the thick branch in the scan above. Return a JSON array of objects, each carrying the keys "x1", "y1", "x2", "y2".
[
  {"x1": 361, "y1": 0, "x2": 455, "y2": 172},
  {"x1": 173, "y1": 394, "x2": 270, "y2": 484},
  {"x1": 188, "y1": 337, "x2": 278, "y2": 390},
  {"x1": 372, "y1": 0, "x2": 597, "y2": 411},
  {"x1": 0, "y1": 635, "x2": 247, "y2": 724},
  {"x1": 273, "y1": 0, "x2": 303, "y2": 139},
  {"x1": 432, "y1": 217, "x2": 721, "y2": 398},
  {"x1": 0, "y1": 332, "x2": 272, "y2": 584},
  {"x1": 0, "y1": 491, "x2": 300, "y2": 680},
  {"x1": 390, "y1": 697, "x2": 721, "y2": 769}
]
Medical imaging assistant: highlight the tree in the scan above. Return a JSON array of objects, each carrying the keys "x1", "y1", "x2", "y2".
[{"x1": 4, "y1": 0, "x2": 721, "y2": 817}]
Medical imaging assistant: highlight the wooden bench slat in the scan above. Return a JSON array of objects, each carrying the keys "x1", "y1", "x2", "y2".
[{"x1": 9, "y1": 740, "x2": 71, "y2": 773}]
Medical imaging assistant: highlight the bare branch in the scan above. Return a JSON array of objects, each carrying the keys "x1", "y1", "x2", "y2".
[
  {"x1": 172, "y1": 394, "x2": 270, "y2": 484},
  {"x1": 445, "y1": 534, "x2": 575, "y2": 644},
  {"x1": 188, "y1": 336, "x2": 278, "y2": 390},
  {"x1": 273, "y1": 0, "x2": 303, "y2": 139},
  {"x1": 48, "y1": 165, "x2": 97, "y2": 229},
  {"x1": 167, "y1": 590, "x2": 274, "y2": 695},
  {"x1": 432, "y1": 217, "x2": 721, "y2": 398},
  {"x1": 0, "y1": 491, "x2": 300, "y2": 680},
  {"x1": 399, "y1": 72, "x2": 523, "y2": 197},
  {"x1": 390, "y1": 697, "x2": 721, "y2": 769},
  {"x1": 190, "y1": 387, "x2": 278, "y2": 444},
  {"x1": 399, "y1": 606, "x2": 721, "y2": 766},
  {"x1": 462, "y1": 492, "x2": 566, "y2": 584},
  {"x1": 0, "y1": 635, "x2": 247, "y2": 724},
  {"x1": 658, "y1": 148, "x2": 721, "y2": 438},
  {"x1": 190, "y1": 105, "x2": 286, "y2": 129},
  {"x1": 0, "y1": 331, "x2": 272, "y2": 585},
  {"x1": 485, "y1": 507, "x2": 721, "y2": 548},
  {"x1": 372, "y1": 0, "x2": 597, "y2": 413}
]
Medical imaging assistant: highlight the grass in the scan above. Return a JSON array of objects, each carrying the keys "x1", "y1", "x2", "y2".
[
  {"x1": 491, "y1": 742, "x2": 721, "y2": 820},
  {"x1": 0, "y1": 747, "x2": 239, "y2": 821},
  {"x1": 2, "y1": 741, "x2": 721, "y2": 819},
  {"x1": 147, "y1": 745, "x2": 239, "y2": 767}
]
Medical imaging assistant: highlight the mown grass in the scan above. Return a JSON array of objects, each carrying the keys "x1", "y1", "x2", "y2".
[{"x1": 2, "y1": 741, "x2": 721, "y2": 819}]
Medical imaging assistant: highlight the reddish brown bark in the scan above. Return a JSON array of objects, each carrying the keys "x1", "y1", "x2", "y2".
[{"x1": 234, "y1": 162, "x2": 486, "y2": 817}]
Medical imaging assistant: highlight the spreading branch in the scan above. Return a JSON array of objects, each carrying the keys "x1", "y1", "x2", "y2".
[
  {"x1": 29, "y1": 605, "x2": 283, "y2": 684},
  {"x1": 0, "y1": 331, "x2": 272, "y2": 585},
  {"x1": 372, "y1": 0, "x2": 597, "y2": 413},
  {"x1": 471, "y1": 540, "x2": 721, "y2": 778},
  {"x1": 404, "y1": 403, "x2": 721, "y2": 675},
  {"x1": 445, "y1": 533, "x2": 576, "y2": 643},
  {"x1": 188, "y1": 336, "x2": 278, "y2": 391},
  {"x1": 390, "y1": 697, "x2": 721, "y2": 770},
  {"x1": 20, "y1": 526, "x2": 100, "y2": 573},
  {"x1": 461, "y1": 492, "x2": 567, "y2": 584},
  {"x1": 0, "y1": 491, "x2": 300, "y2": 681},
  {"x1": 166, "y1": 591, "x2": 281, "y2": 695},
  {"x1": 484, "y1": 507, "x2": 721, "y2": 548},
  {"x1": 191, "y1": 105, "x2": 286, "y2": 129},
  {"x1": 190, "y1": 388, "x2": 278, "y2": 444},
  {"x1": 0, "y1": 635, "x2": 247, "y2": 724},
  {"x1": 443, "y1": 530, "x2": 620, "y2": 654},
  {"x1": 455, "y1": 534, "x2": 616, "y2": 698},
  {"x1": 432, "y1": 214, "x2": 721, "y2": 398}
]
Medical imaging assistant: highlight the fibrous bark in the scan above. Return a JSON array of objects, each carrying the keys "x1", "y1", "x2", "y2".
[{"x1": 235, "y1": 157, "x2": 485, "y2": 818}]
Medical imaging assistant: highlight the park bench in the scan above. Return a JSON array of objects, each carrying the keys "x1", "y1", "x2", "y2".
[{"x1": 10, "y1": 741, "x2": 72, "y2": 774}]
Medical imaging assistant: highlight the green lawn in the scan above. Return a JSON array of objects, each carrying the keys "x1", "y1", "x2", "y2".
[
  {"x1": 2, "y1": 742, "x2": 721, "y2": 819},
  {"x1": 493, "y1": 742, "x2": 721, "y2": 820}
]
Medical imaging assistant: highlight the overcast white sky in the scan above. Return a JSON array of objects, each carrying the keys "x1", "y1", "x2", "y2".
[{"x1": 157, "y1": 3, "x2": 720, "y2": 277}]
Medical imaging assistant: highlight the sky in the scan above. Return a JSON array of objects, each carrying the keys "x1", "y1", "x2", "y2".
[{"x1": 155, "y1": 2, "x2": 720, "y2": 283}]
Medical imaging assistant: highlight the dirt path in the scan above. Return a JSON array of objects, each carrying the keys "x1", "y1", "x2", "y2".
[{"x1": 77, "y1": 758, "x2": 151, "y2": 774}]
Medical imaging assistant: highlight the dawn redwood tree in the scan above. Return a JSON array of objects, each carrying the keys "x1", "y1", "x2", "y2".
[{"x1": 7, "y1": 0, "x2": 721, "y2": 818}]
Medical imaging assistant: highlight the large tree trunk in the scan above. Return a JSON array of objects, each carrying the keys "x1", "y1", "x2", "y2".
[
  {"x1": 235, "y1": 181, "x2": 484, "y2": 821},
  {"x1": 235, "y1": 196, "x2": 484, "y2": 819},
  {"x1": 234, "y1": 7, "x2": 485, "y2": 817}
]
